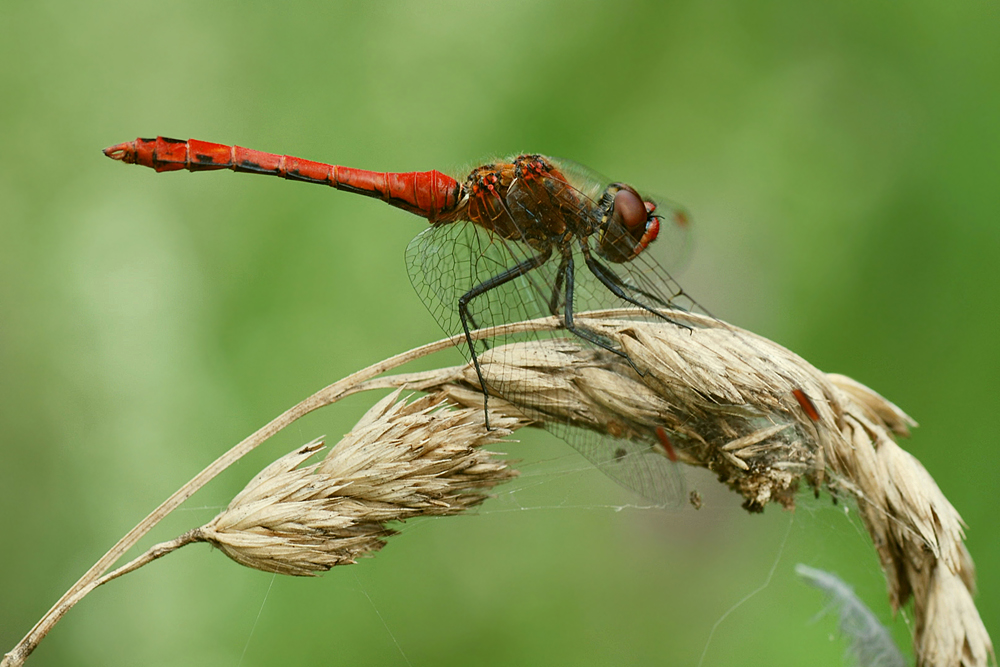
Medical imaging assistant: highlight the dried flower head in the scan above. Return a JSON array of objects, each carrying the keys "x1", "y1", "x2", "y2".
[
  {"x1": 195, "y1": 391, "x2": 522, "y2": 576},
  {"x1": 442, "y1": 314, "x2": 841, "y2": 510},
  {"x1": 425, "y1": 312, "x2": 992, "y2": 667}
]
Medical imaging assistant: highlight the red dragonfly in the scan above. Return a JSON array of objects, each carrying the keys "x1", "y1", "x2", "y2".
[{"x1": 104, "y1": 137, "x2": 697, "y2": 504}]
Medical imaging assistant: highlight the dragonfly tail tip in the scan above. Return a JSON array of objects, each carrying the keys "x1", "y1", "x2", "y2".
[{"x1": 102, "y1": 141, "x2": 135, "y2": 163}]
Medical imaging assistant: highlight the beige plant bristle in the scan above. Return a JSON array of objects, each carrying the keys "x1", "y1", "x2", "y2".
[{"x1": 195, "y1": 391, "x2": 522, "y2": 576}]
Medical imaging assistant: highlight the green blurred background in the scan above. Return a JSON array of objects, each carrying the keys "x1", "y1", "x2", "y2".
[{"x1": 1, "y1": 2, "x2": 996, "y2": 665}]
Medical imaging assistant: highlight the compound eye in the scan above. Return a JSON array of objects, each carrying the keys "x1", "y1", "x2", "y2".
[{"x1": 613, "y1": 187, "x2": 647, "y2": 231}]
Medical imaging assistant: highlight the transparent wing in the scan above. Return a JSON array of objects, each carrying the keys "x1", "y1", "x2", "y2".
[
  {"x1": 406, "y1": 221, "x2": 561, "y2": 352},
  {"x1": 572, "y1": 424, "x2": 686, "y2": 506},
  {"x1": 406, "y1": 217, "x2": 687, "y2": 506}
]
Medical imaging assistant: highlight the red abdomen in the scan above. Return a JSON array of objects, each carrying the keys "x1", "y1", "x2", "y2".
[{"x1": 103, "y1": 136, "x2": 462, "y2": 222}]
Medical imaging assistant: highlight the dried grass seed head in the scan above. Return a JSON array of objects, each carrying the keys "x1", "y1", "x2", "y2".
[
  {"x1": 455, "y1": 314, "x2": 837, "y2": 509},
  {"x1": 197, "y1": 391, "x2": 521, "y2": 576},
  {"x1": 438, "y1": 312, "x2": 990, "y2": 666}
]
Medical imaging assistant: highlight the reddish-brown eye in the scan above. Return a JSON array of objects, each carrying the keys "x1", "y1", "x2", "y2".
[{"x1": 613, "y1": 187, "x2": 647, "y2": 231}]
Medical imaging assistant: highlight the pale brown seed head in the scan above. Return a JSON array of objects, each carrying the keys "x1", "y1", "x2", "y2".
[
  {"x1": 197, "y1": 391, "x2": 521, "y2": 576},
  {"x1": 424, "y1": 312, "x2": 990, "y2": 666},
  {"x1": 196, "y1": 310, "x2": 990, "y2": 666}
]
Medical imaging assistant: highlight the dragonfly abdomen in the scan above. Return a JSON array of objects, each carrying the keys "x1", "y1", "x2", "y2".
[{"x1": 103, "y1": 136, "x2": 462, "y2": 222}]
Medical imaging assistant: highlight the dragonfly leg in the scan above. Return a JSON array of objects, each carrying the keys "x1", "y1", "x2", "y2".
[
  {"x1": 582, "y1": 249, "x2": 692, "y2": 331},
  {"x1": 458, "y1": 248, "x2": 553, "y2": 429},
  {"x1": 567, "y1": 252, "x2": 681, "y2": 380},
  {"x1": 547, "y1": 254, "x2": 569, "y2": 316},
  {"x1": 562, "y1": 254, "x2": 630, "y2": 359}
]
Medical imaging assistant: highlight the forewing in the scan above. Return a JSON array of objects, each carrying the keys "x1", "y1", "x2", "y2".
[{"x1": 644, "y1": 192, "x2": 694, "y2": 276}]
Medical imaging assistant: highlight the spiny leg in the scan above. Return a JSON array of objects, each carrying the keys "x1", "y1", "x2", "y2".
[
  {"x1": 586, "y1": 253, "x2": 671, "y2": 308},
  {"x1": 567, "y1": 250, "x2": 682, "y2": 378},
  {"x1": 547, "y1": 253, "x2": 570, "y2": 316},
  {"x1": 561, "y1": 253, "x2": 630, "y2": 359},
  {"x1": 458, "y1": 247, "x2": 553, "y2": 429},
  {"x1": 582, "y1": 247, "x2": 691, "y2": 331}
]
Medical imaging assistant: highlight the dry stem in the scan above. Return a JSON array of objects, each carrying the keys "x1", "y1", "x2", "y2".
[{"x1": 0, "y1": 327, "x2": 499, "y2": 667}]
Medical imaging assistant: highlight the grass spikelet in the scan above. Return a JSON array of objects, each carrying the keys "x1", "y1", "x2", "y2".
[{"x1": 196, "y1": 391, "x2": 521, "y2": 575}]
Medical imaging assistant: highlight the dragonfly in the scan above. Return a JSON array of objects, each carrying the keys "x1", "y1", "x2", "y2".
[{"x1": 104, "y1": 136, "x2": 702, "y2": 504}]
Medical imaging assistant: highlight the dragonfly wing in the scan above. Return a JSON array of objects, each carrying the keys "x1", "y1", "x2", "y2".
[
  {"x1": 572, "y1": 426, "x2": 686, "y2": 507},
  {"x1": 405, "y1": 185, "x2": 692, "y2": 507},
  {"x1": 406, "y1": 221, "x2": 562, "y2": 346}
]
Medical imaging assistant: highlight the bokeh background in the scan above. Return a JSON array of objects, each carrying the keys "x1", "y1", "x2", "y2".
[{"x1": 1, "y1": 2, "x2": 996, "y2": 665}]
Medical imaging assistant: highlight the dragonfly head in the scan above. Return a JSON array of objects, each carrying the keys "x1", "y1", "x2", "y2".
[{"x1": 595, "y1": 183, "x2": 661, "y2": 263}]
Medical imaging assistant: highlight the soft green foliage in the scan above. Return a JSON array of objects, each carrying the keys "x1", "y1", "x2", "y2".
[{"x1": 0, "y1": 2, "x2": 996, "y2": 665}]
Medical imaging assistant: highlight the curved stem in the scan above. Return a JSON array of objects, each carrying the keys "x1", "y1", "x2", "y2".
[
  {"x1": 2, "y1": 308, "x2": 681, "y2": 667},
  {"x1": 1, "y1": 328, "x2": 482, "y2": 667}
]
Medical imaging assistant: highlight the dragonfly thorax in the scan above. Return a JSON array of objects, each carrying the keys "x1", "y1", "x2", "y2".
[{"x1": 455, "y1": 155, "x2": 610, "y2": 249}]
